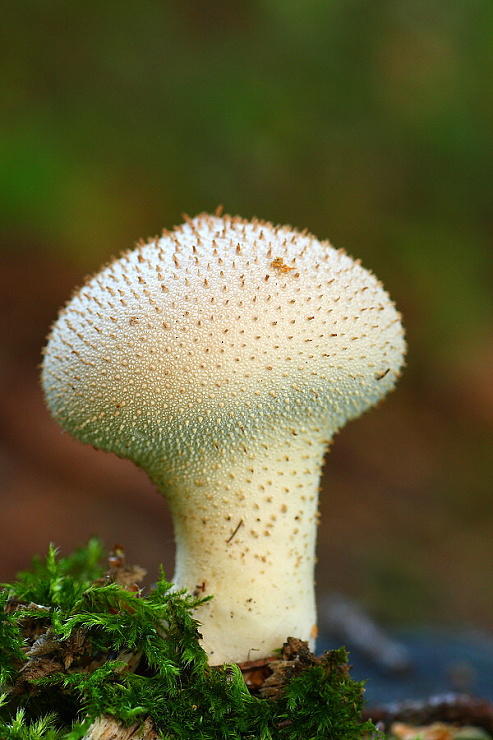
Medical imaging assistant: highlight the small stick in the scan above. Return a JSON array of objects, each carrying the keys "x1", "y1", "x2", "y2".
[{"x1": 226, "y1": 519, "x2": 244, "y2": 543}]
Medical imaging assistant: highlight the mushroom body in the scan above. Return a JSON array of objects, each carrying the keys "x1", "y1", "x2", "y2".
[{"x1": 42, "y1": 214, "x2": 405, "y2": 665}]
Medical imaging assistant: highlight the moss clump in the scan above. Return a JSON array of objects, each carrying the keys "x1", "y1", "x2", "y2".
[{"x1": 0, "y1": 540, "x2": 377, "y2": 739}]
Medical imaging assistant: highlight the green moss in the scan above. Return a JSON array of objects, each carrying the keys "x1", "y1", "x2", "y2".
[{"x1": 0, "y1": 540, "x2": 377, "y2": 739}]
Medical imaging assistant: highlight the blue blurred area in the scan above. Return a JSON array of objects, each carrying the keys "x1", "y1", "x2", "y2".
[{"x1": 320, "y1": 627, "x2": 493, "y2": 705}]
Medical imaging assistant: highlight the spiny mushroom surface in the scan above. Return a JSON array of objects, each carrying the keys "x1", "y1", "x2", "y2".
[{"x1": 42, "y1": 213, "x2": 406, "y2": 666}]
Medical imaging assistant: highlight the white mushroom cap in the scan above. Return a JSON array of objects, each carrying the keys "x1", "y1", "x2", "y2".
[{"x1": 42, "y1": 213, "x2": 405, "y2": 665}]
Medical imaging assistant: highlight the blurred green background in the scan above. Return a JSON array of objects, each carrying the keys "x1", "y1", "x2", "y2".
[{"x1": 1, "y1": 1, "x2": 492, "y2": 633}]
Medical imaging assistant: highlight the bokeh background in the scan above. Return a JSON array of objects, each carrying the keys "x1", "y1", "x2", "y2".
[{"x1": 1, "y1": 0, "x2": 492, "y2": 691}]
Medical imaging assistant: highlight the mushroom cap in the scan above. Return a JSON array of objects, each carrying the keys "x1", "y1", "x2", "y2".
[{"x1": 41, "y1": 213, "x2": 405, "y2": 487}]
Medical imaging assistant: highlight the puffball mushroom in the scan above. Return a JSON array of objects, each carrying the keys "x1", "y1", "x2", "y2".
[{"x1": 41, "y1": 213, "x2": 405, "y2": 666}]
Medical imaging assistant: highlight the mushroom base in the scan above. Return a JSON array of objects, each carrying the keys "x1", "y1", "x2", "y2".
[{"x1": 190, "y1": 580, "x2": 317, "y2": 667}]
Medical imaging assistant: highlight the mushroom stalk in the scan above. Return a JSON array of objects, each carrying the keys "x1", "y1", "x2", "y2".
[
  {"x1": 162, "y1": 430, "x2": 324, "y2": 665},
  {"x1": 41, "y1": 213, "x2": 405, "y2": 666}
]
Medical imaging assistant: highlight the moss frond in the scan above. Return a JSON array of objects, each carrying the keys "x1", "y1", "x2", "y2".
[{"x1": 0, "y1": 541, "x2": 377, "y2": 739}]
